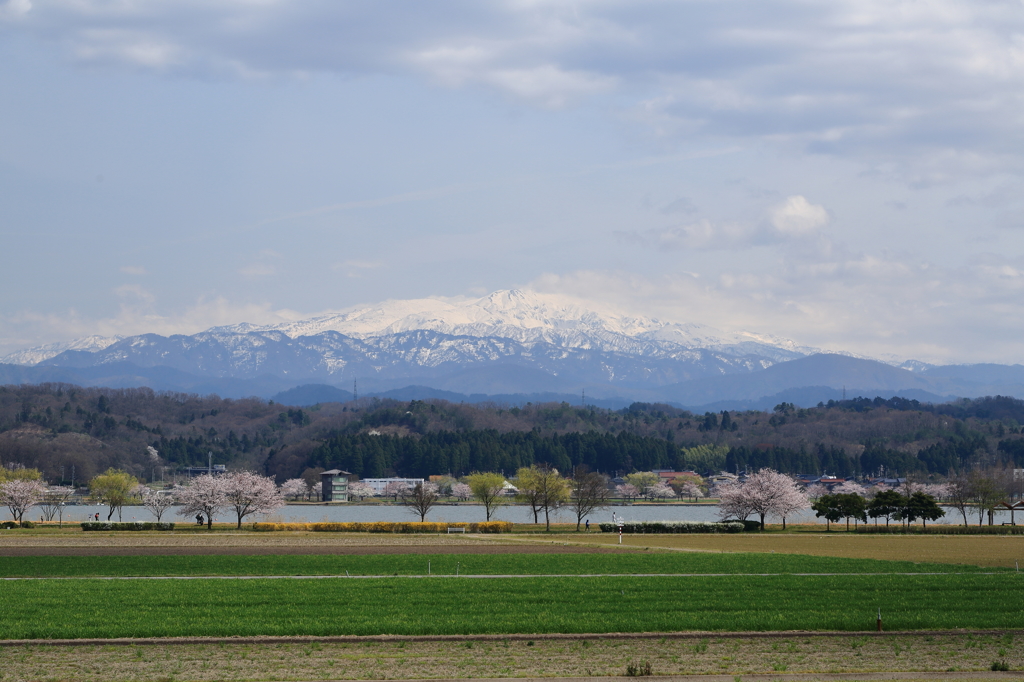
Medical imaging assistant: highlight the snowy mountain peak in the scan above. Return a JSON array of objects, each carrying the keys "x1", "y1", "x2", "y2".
[
  {"x1": 3, "y1": 289, "x2": 819, "y2": 369},
  {"x1": 1, "y1": 335, "x2": 123, "y2": 366}
]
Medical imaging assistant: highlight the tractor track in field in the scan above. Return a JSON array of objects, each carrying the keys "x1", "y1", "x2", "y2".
[{"x1": 3, "y1": 629, "x2": 1024, "y2": 647}]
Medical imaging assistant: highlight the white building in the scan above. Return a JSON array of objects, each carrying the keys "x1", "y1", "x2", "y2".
[{"x1": 361, "y1": 477, "x2": 425, "y2": 494}]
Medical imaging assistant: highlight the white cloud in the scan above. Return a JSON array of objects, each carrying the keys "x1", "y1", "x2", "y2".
[
  {"x1": 618, "y1": 195, "x2": 830, "y2": 251},
  {"x1": 6, "y1": 0, "x2": 1023, "y2": 166},
  {"x1": 119, "y1": 265, "x2": 147, "y2": 275},
  {"x1": 618, "y1": 219, "x2": 760, "y2": 251},
  {"x1": 0, "y1": 0, "x2": 31, "y2": 20},
  {"x1": 530, "y1": 246, "x2": 1024, "y2": 365},
  {"x1": 769, "y1": 195, "x2": 829, "y2": 236},
  {"x1": 0, "y1": 296, "x2": 309, "y2": 356}
]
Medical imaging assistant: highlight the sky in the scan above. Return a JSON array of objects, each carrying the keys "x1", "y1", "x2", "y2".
[{"x1": 2, "y1": 0, "x2": 1024, "y2": 365}]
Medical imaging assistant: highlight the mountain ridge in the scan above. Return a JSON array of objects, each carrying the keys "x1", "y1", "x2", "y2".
[{"x1": 2, "y1": 289, "x2": 1020, "y2": 407}]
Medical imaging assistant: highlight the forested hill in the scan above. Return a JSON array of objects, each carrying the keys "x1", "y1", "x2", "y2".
[{"x1": 3, "y1": 383, "x2": 1024, "y2": 485}]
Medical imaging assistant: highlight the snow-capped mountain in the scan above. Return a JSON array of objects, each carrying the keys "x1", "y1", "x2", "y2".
[
  {"x1": 4, "y1": 290, "x2": 1019, "y2": 406},
  {"x1": 1, "y1": 335, "x2": 123, "y2": 366},
  {"x1": 1, "y1": 290, "x2": 820, "y2": 396},
  {"x1": 210, "y1": 289, "x2": 817, "y2": 362}
]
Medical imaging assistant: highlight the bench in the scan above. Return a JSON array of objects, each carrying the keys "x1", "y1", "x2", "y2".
[{"x1": 447, "y1": 527, "x2": 466, "y2": 534}]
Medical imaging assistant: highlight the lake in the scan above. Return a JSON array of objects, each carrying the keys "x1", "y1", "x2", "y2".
[{"x1": 36, "y1": 502, "x2": 1014, "y2": 526}]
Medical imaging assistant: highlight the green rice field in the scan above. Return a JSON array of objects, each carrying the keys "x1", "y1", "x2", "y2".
[
  {"x1": 0, "y1": 552, "x2": 1006, "y2": 578},
  {"x1": 1, "y1": 573, "x2": 1022, "y2": 639}
]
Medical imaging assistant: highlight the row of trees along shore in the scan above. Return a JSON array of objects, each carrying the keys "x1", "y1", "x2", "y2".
[
  {"x1": 1, "y1": 461, "x2": 1019, "y2": 531},
  {"x1": 360, "y1": 467, "x2": 609, "y2": 530},
  {"x1": 0, "y1": 462, "x2": 611, "y2": 531},
  {"x1": 11, "y1": 384, "x2": 1024, "y2": 486},
  {"x1": 0, "y1": 464, "x2": 286, "y2": 529}
]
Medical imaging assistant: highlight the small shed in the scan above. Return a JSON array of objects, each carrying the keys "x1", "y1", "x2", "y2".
[{"x1": 321, "y1": 470, "x2": 352, "y2": 502}]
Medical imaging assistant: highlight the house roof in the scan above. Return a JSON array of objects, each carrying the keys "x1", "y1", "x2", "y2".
[{"x1": 322, "y1": 469, "x2": 352, "y2": 475}]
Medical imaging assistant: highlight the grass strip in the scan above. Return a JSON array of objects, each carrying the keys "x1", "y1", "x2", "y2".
[
  {"x1": 1, "y1": 574, "x2": 1021, "y2": 639},
  {"x1": 0, "y1": 552, "x2": 1004, "y2": 578}
]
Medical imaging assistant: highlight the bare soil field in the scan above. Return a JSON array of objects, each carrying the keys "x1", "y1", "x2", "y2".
[
  {"x1": 520, "y1": 531, "x2": 1024, "y2": 568},
  {"x1": 0, "y1": 632, "x2": 1020, "y2": 681}
]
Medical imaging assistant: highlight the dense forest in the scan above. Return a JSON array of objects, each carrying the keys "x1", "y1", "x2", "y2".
[{"x1": 2, "y1": 383, "x2": 1024, "y2": 486}]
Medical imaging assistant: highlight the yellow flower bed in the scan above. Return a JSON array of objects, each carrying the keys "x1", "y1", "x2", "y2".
[{"x1": 252, "y1": 521, "x2": 513, "y2": 533}]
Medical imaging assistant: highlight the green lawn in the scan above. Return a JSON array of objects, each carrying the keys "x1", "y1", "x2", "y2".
[
  {"x1": 1, "y1": 574, "x2": 1021, "y2": 639},
  {"x1": 0, "y1": 552, "x2": 1006, "y2": 578}
]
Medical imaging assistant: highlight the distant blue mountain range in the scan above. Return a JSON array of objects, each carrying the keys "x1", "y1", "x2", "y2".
[{"x1": 3, "y1": 290, "x2": 1022, "y2": 410}]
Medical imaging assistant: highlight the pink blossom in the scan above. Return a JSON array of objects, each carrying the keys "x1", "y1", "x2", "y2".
[
  {"x1": 347, "y1": 481, "x2": 375, "y2": 500},
  {"x1": 679, "y1": 482, "x2": 704, "y2": 501},
  {"x1": 833, "y1": 481, "x2": 868, "y2": 497},
  {"x1": 616, "y1": 483, "x2": 640, "y2": 501},
  {"x1": 175, "y1": 475, "x2": 226, "y2": 529},
  {"x1": 648, "y1": 482, "x2": 675, "y2": 501},
  {"x1": 720, "y1": 469, "x2": 808, "y2": 530},
  {"x1": 222, "y1": 471, "x2": 285, "y2": 528},
  {"x1": 1, "y1": 480, "x2": 45, "y2": 525},
  {"x1": 451, "y1": 483, "x2": 472, "y2": 501}
]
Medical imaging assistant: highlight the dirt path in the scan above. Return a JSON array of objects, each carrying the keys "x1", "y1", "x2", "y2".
[{"x1": 0, "y1": 540, "x2": 638, "y2": 556}]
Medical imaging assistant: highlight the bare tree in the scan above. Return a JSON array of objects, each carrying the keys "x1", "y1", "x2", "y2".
[
  {"x1": 40, "y1": 486, "x2": 76, "y2": 527},
  {"x1": 946, "y1": 472, "x2": 973, "y2": 526},
  {"x1": 136, "y1": 485, "x2": 177, "y2": 523},
  {"x1": 402, "y1": 482, "x2": 440, "y2": 522},
  {"x1": 569, "y1": 466, "x2": 610, "y2": 531},
  {"x1": 969, "y1": 468, "x2": 1008, "y2": 526}
]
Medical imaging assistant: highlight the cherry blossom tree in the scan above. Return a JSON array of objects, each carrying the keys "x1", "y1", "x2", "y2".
[
  {"x1": 136, "y1": 485, "x2": 176, "y2": 522},
  {"x1": 679, "y1": 482, "x2": 704, "y2": 502},
  {"x1": 383, "y1": 480, "x2": 411, "y2": 501},
  {"x1": 175, "y1": 475, "x2": 226, "y2": 530},
  {"x1": 1, "y1": 480, "x2": 45, "y2": 526},
  {"x1": 451, "y1": 482, "x2": 472, "y2": 501},
  {"x1": 616, "y1": 483, "x2": 640, "y2": 502},
  {"x1": 803, "y1": 484, "x2": 828, "y2": 501},
  {"x1": 222, "y1": 471, "x2": 285, "y2": 529},
  {"x1": 649, "y1": 482, "x2": 675, "y2": 501},
  {"x1": 280, "y1": 478, "x2": 308, "y2": 501},
  {"x1": 312, "y1": 482, "x2": 323, "y2": 501},
  {"x1": 771, "y1": 476, "x2": 811, "y2": 530},
  {"x1": 834, "y1": 481, "x2": 868, "y2": 497},
  {"x1": 347, "y1": 481, "x2": 374, "y2": 500},
  {"x1": 719, "y1": 469, "x2": 808, "y2": 530},
  {"x1": 924, "y1": 483, "x2": 951, "y2": 501},
  {"x1": 717, "y1": 481, "x2": 756, "y2": 522}
]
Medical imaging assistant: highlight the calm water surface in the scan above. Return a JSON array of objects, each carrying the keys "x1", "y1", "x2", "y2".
[{"x1": 33, "y1": 502, "x2": 1012, "y2": 526}]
